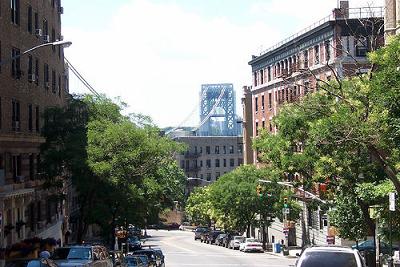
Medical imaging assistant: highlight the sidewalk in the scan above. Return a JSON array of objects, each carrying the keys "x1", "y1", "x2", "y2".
[{"x1": 264, "y1": 247, "x2": 301, "y2": 258}]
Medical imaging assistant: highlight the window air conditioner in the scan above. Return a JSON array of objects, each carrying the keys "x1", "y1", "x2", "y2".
[
  {"x1": 35, "y1": 29, "x2": 42, "y2": 37},
  {"x1": 15, "y1": 176, "x2": 25, "y2": 183},
  {"x1": 28, "y1": 74, "x2": 36, "y2": 82},
  {"x1": 43, "y1": 35, "x2": 50, "y2": 43}
]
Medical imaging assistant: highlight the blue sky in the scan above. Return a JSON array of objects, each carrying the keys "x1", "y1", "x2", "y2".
[{"x1": 62, "y1": 0, "x2": 383, "y2": 127}]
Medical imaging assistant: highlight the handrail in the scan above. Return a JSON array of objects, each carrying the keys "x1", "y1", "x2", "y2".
[{"x1": 256, "y1": 7, "x2": 384, "y2": 57}]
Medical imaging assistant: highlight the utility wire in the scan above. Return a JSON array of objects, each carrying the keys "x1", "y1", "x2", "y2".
[{"x1": 65, "y1": 57, "x2": 101, "y2": 97}]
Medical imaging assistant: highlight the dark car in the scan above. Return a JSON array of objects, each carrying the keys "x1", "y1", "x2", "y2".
[
  {"x1": 130, "y1": 249, "x2": 159, "y2": 267},
  {"x1": 200, "y1": 229, "x2": 211, "y2": 243},
  {"x1": 124, "y1": 256, "x2": 145, "y2": 267},
  {"x1": 109, "y1": 250, "x2": 126, "y2": 267},
  {"x1": 215, "y1": 233, "x2": 227, "y2": 246},
  {"x1": 351, "y1": 240, "x2": 398, "y2": 254},
  {"x1": 194, "y1": 227, "x2": 208, "y2": 240},
  {"x1": 205, "y1": 230, "x2": 224, "y2": 244},
  {"x1": 51, "y1": 245, "x2": 113, "y2": 267},
  {"x1": 127, "y1": 236, "x2": 142, "y2": 251},
  {"x1": 153, "y1": 249, "x2": 165, "y2": 267}
]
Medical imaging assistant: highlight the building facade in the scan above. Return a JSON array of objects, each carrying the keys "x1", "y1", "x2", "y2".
[
  {"x1": 243, "y1": 2, "x2": 384, "y2": 246},
  {"x1": 175, "y1": 136, "x2": 244, "y2": 182},
  {"x1": 0, "y1": 0, "x2": 68, "y2": 250}
]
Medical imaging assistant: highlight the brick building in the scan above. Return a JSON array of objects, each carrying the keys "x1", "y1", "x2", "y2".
[
  {"x1": 243, "y1": 2, "x2": 384, "y2": 246},
  {"x1": 0, "y1": 0, "x2": 68, "y2": 250}
]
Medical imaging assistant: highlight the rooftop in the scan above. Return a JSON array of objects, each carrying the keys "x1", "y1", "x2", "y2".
[{"x1": 255, "y1": 6, "x2": 384, "y2": 58}]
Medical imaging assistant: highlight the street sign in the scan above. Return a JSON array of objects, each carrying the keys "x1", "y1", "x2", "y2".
[
  {"x1": 389, "y1": 192, "x2": 396, "y2": 211},
  {"x1": 282, "y1": 208, "x2": 290, "y2": 214},
  {"x1": 327, "y1": 235, "x2": 335, "y2": 245}
]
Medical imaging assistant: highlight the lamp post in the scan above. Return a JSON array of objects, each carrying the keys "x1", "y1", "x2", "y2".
[{"x1": 0, "y1": 40, "x2": 72, "y2": 66}]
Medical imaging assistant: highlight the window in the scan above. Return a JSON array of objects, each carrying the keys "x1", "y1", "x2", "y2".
[
  {"x1": 28, "y1": 55, "x2": 33, "y2": 81},
  {"x1": 229, "y1": 145, "x2": 234, "y2": 154},
  {"x1": 11, "y1": 0, "x2": 20, "y2": 25},
  {"x1": 215, "y1": 159, "x2": 220, "y2": 168},
  {"x1": 304, "y1": 81, "x2": 310, "y2": 95},
  {"x1": 314, "y1": 45, "x2": 320, "y2": 64},
  {"x1": 255, "y1": 96, "x2": 258, "y2": 112},
  {"x1": 29, "y1": 154, "x2": 34, "y2": 180},
  {"x1": 200, "y1": 160, "x2": 203, "y2": 167},
  {"x1": 303, "y1": 50, "x2": 308, "y2": 69},
  {"x1": 34, "y1": 12, "x2": 39, "y2": 32},
  {"x1": 269, "y1": 120, "x2": 273, "y2": 132},
  {"x1": 11, "y1": 48, "x2": 21, "y2": 79},
  {"x1": 35, "y1": 58, "x2": 39, "y2": 85},
  {"x1": 285, "y1": 88, "x2": 289, "y2": 102},
  {"x1": 260, "y1": 69, "x2": 264, "y2": 84},
  {"x1": 268, "y1": 92, "x2": 272, "y2": 109},
  {"x1": 200, "y1": 174, "x2": 203, "y2": 179},
  {"x1": 215, "y1": 172, "x2": 220, "y2": 180},
  {"x1": 58, "y1": 75, "x2": 61, "y2": 97},
  {"x1": 325, "y1": 40, "x2": 331, "y2": 61},
  {"x1": 238, "y1": 158, "x2": 243, "y2": 166},
  {"x1": 51, "y1": 29, "x2": 56, "y2": 51},
  {"x1": 0, "y1": 97, "x2": 2, "y2": 129},
  {"x1": 35, "y1": 106, "x2": 40, "y2": 132},
  {"x1": 256, "y1": 122, "x2": 259, "y2": 136},
  {"x1": 180, "y1": 160, "x2": 184, "y2": 168},
  {"x1": 206, "y1": 173, "x2": 211, "y2": 181},
  {"x1": 44, "y1": 64, "x2": 49, "y2": 88},
  {"x1": 262, "y1": 121, "x2": 265, "y2": 129},
  {"x1": 223, "y1": 146, "x2": 226, "y2": 154},
  {"x1": 12, "y1": 99, "x2": 20, "y2": 131},
  {"x1": 12, "y1": 155, "x2": 22, "y2": 181},
  {"x1": 206, "y1": 159, "x2": 211, "y2": 168},
  {"x1": 355, "y1": 37, "x2": 368, "y2": 57},
  {"x1": 199, "y1": 146, "x2": 203, "y2": 154},
  {"x1": 254, "y1": 71, "x2": 257, "y2": 86},
  {"x1": 28, "y1": 104, "x2": 33, "y2": 131},
  {"x1": 52, "y1": 70, "x2": 56, "y2": 93},
  {"x1": 223, "y1": 159, "x2": 226, "y2": 167},
  {"x1": 267, "y1": 66, "x2": 271, "y2": 82},
  {"x1": 230, "y1": 159, "x2": 235, "y2": 167},
  {"x1": 28, "y1": 6, "x2": 32, "y2": 33},
  {"x1": 261, "y1": 95, "x2": 265, "y2": 110},
  {"x1": 43, "y1": 19, "x2": 48, "y2": 36},
  {"x1": 206, "y1": 146, "x2": 210, "y2": 154},
  {"x1": 215, "y1": 146, "x2": 219, "y2": 154}
]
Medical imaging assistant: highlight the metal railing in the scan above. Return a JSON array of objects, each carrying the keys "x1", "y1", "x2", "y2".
[{"x1": 257, "y1": 7, "x2": 384, "y2": 57}]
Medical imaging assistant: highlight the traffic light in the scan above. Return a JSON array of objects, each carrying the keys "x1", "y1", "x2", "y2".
[
  {"x1": 283, "y1": 197, "x2": 288, "y2": 208},
  {"x1": 256, "y1": 185, "x2": 262, "y2": 196}
]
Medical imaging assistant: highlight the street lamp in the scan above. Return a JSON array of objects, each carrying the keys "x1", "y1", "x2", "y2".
[{"x1": 0, "y1": 40, "x2": 72, "y2": 66}]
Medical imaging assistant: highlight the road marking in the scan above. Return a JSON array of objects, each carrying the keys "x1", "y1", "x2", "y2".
[{"x1": 160, "y1": 240, "x2": 196, "y2": 253}]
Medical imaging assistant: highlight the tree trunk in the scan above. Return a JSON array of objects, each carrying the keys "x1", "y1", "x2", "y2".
[{"x1": 367, "y1": 145, "x2": 400, "y2": 195}]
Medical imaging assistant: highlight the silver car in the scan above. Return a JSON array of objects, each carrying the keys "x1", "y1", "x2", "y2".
[
  {"x1": 228, "y1": 236, "x2": 245, "y2": 250},
  {"x1": 51, "y1": 245, "x2": 113, "y2": 267}
]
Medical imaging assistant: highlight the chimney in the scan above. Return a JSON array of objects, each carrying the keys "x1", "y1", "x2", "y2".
[{"x1": 333, "y1": 0, "x2": 349, "y2": 19}]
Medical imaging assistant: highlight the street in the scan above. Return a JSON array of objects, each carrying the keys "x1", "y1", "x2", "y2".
[{"x1": 143, "y1": 230, "x2": 296, "y2": 267}]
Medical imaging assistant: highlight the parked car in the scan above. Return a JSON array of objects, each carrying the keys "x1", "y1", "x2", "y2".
[
  {"x1": 129, "y1": 255, "x2": 149, "y2": 267},
  {"x1": 152, "y1": 249, "x2": 165, "y2": 267},
  {"x1": 228, "y1": 236, "x2": 245, "y2": 250},
  {"x1": 194, "y1": 227, "x2": 208, "y2": 240},
  {"x1": 205, "y1": 230, "x2": 224, "y2": 244},
  {"x1": 51, "y1": 245, "x2": 113, "y2": 267},
  {"x1": 130, "y1": 249, "x2": 161, "y2": 267},
  {"x1": 221, "y1": 232, "x2": 239, "y2": 248},
  {"x1": 128, "y1": 226, "x2": 142, "y2": 238},
  {"x1": 214, "y1": 233, "x2": 227, "y2": 246},
  {"x1": 127, "y1": 236, "x2": 142, "y2": 251},
  {"x1": 351, "y1": 240, "x2": 398, "y2": 254},
  {"x1": 239, "y1": 238, "x2": 263, "y2": 252},
  {"x1": 295, "y1": 246, "x2": 366, "y2": 267},
  {"x1": 125, "y1": 256, "x2": 145, "y2": 267},
  {"x1": 109, "y1": 250, "x2": 126, "y2": 267}
]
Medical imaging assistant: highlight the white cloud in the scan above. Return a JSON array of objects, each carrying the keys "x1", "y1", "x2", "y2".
[{"x1": 64, "y1": 0, "x2": 280, "y2": 127}]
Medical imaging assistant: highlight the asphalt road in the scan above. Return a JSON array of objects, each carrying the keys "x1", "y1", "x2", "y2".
[{"x1": 142, "y1": 230, "x2": 296, "y2": 267}]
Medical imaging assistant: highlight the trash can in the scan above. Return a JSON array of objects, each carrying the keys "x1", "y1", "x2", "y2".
[{"x1": 273, "y1": 243, "x2": 281, "y2": 253}]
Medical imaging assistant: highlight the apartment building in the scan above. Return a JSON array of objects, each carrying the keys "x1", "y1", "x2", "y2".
[
  {"x1": 243, "y1": 1, "x2": 384, "y2": 246},
  {"x1": 0, "y1": 0, "x2": 68, "y2": 249}
]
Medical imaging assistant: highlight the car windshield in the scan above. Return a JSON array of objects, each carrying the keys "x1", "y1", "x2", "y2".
[
  {"x1": 128, "y1": 236, "x2": 139, "y2": 242},
  {"x1": 64, "y1": 248, "x2": 92, "y2": 260},
  {"x1": 137, "y1": 255, "x2": 148, "y2": 264},
  {"x1": 125, "y1": 257, "x2": 139, "y2": 267},
  {"x1": 246, "y1": 238, "x2": 258, "y2": 242},
  {"x1": 299, "y1": 251, "x2": 358, "y2": 267}
]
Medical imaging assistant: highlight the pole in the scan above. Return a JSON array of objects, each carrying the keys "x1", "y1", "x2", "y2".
[
  {"x1": 389, "y1": 211, "x2": 393, "y2": 267},
  {"x1": 376, "y1": 217, "x2": 380, "y2": 267}
]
